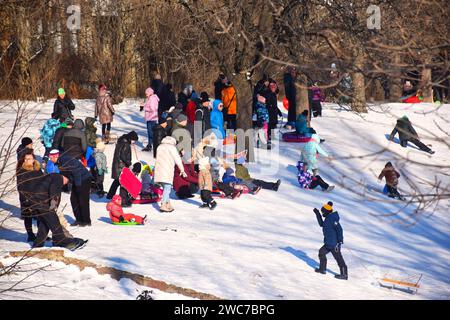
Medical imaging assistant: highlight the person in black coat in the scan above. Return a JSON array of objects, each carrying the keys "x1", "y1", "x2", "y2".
[
  {"x1": 214, "y1": 74, "x2": 226, "y2": 100},
  {"x1": 106, "y1": 131, "x2": 138, "y2": 206},
  {"x1": 52, "y1": 88, "x2": 75, "y2": 123},
  {"x1": 152, "y1": 116, "x2": 169, "y2": 159},
  {"x1": 283, "y1": 67, "x2": 297, "y2": 127},
  {"x1": 61, "y1": 119, "x2": 87, "y2": 160},
  {"x1": 158, "y1": 83, "x2": 177, "y2": 118},
  {"x1": 150, "y1": 75, "x2": 164, "y2": 97},
  {"x1": 52, "y1": 118, "x2": 73, "y2": 151},
  {"x1": 265, "y1": 80, "x2": 282, "y2": 145},
  {"x1": 194, "y1": 92, "x2": 212, "y2": 139},
  {"x1": 57, "y1": 152, "x2": 93, "y2": 226},
  {"x1": 313, "y1": 201, "x2": 348, "y2": 280},
  {"x1": 16, "y1": 137, "x2": 33, "y2": 161},
  {"x1": 16, "y1": 150, "x2": 43, "y2": 242},
  {"x1": 389, "y1": 116, "x2": 435, "y2": 154}
]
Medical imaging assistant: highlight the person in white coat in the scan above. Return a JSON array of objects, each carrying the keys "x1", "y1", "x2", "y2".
[{"x1": 154, "y1": 136, "x2": 186, "y2": 212}]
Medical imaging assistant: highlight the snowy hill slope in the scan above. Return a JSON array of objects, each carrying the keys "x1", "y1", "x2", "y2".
[{"x1": 1, "y1": 99, "x2": 449, "y2": 299}]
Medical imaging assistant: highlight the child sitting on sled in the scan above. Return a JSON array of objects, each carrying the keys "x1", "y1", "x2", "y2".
[
  {"x1": 106, "y1": 195, "x2": 147, "y2": 225},
  {"x1": 140, "y1": 164, "x2": 163, "y2": 199}
]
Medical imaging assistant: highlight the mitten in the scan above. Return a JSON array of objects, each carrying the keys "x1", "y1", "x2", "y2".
[{"x1": 119, "y1": 215, "x2": 124, "y2": 222}]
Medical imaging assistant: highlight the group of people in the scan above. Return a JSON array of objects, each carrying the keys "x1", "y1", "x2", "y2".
[{"x1": 14, "y1": 69, "x2": 437, "y2": 280}]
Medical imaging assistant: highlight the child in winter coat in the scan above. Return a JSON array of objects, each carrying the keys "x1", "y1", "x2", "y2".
[
  {"x1": 198, "y1": 157, "x2": 217, "y2": 210},
  {"x1": 297, "y1": 161, "x2": 334, "y2": 192},
  {"x1": 235, "y1": 156, "x2": 280, "y2": 191},
  {"x1": 254, "y1": 94, "x2": 270, "y2": 148},
  {"x1": 378, "y1": 162, "x2": 405, "y2": 200},
  {"x1": 222, "y1": 167, "x2": 258, "y2": 195},
  {"x1": 141, "y1": 87, "x2": 159, "y2": 152},
  {"x1": 40, "y1": 118, "x2": 61, "y2": 164},
  {"x1": 107, "y1": 195, "x2": 147, "y2": 224},
  {"x1": 93, "y1": 141, "x2": 107, "y2": 197},
  {"x1": 46, "y1": 149, "x2": 60, "y2": 174},
  {"x1": 300, "y1": 133, "x2": 330, "y2": 175},
  {"x1": 310, "y1": 83, "x2": 325, "y2": 117},
  {"x1": 295, "y1": 110, "x2": 315, "y2": 137},
  {"x1": 140, "y1": 164, "x2": 163, "y2": 199},
  {"x1": 313, "y1": 201, "x2": 348, "y2": 280}
]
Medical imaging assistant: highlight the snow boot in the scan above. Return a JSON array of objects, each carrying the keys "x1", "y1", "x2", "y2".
[
  {"x1": 27, "y1": 233, "x2": 36, "y2": 242},
  {"x1": 142, "y1": 144, "x2": 152, "y2": 152},
  {"x1": 160, "y1": 202, "x2": 172, "y2": 212},
  {"x1": 273, "y1": 179, "x2": 281, "y2": 191},
  {"x1": 199, "y1": 203, "x2": 209, "y2": 209},
  {"x1": 208, "y1": 200, "x2": 217, "y2": 210},
  {"x1": 167, "y1": 201, "x2": 174, "y2": 212},
  {"x1": 252, "y1": 186, "x2": 262, "y2": 195},
  {"x1": 324, "y1": 185, "x2": 335, "y2": 192},
  {"x1": 334, "y1": 266, "x2": 348, "y2": 280},
  {"x1": 315, "y1": 268, "x2": 326, "y2": 275},
  {"x1": 105, "y1": 130, "x2": 111, "y2": 144}
]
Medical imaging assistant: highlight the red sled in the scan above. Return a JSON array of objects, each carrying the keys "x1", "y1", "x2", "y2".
[
  {"x1": 402, "y1": 96, "x2": 422, "y2": 103},
  {"x1": 131, "y1": 194, "x2": 161, "y2": 204},
  {"x1": 119, "y1": 167, "x2": 142, "y2": 199},
  {"x1": 282, "y1": 132, "x2": 312, "y2": 143}
]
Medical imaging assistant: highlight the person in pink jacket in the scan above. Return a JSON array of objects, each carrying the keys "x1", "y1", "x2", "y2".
[
  {"x1": 106, "y1": 195, "x2": 147, "y2": 224},
  {"x1": 141, "y1": 87, "x2": 160, "y2": 152}
]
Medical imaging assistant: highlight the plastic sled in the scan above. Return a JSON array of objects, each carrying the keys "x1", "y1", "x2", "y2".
[
  {"x1": 131, "y1": 195, "x2": 161, "y2": 204},
  {"x1": 119, "y1": 167, "x2": 142, "y2": 199},
  {"x1": 282, "y1": 132, "x2": 312, "y2": 143},
  {"x1": 112, "y1": 221, "x2": 141, "y2": 226}
]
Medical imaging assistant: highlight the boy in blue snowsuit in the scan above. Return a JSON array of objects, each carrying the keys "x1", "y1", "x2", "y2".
[{"x1": 313, "y1": 201, "x2": 348, "y2": 280}]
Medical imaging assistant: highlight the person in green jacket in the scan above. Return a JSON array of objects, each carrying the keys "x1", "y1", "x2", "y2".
[{"x1": 235, "y1": 156, "x2": 281, "y2": 191}]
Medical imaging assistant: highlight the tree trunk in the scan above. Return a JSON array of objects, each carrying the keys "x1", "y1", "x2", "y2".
[
  {"x1": 15, "y1": 5, "x2": 32, "y2": 99},
  {"x1": 351, "y1": 50, "x2": 367, "y2": 112},
  {"x1": 390, "y1": 53, "x2": 402, "y2": 101},
  {"x1": 420, "y1": 65, "x2": 433, "y2": 102},
  {"x1": 295, "y1": 74, "x2": 310, "y2": 124}
]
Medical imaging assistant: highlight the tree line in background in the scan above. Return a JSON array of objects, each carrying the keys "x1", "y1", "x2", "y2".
[{"x1": 0, "y1": 0, "x2": 448, "y2": 129}]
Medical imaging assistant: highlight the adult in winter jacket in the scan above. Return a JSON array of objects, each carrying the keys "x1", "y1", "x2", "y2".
[
  {"x1": 57, "y1": 153, "x2": 92, "y2": 226},
  {"x1": 214, "y1": 74, "x2": 226, "y2": 100},
  {"x1": 152, "y1": 116, "x2": 169, "y2": 158},
  {"x1": 313, "y1": 202, "x2": 348, "y2": 280},
  {"x1": 95, "y1": 84, "x2": 115, "y2": 144},
  {"x1": 84, "y1": 117, "x2": 98, "y2": 148},
  {"x1": 52, "y1": 88, "x2": 75, "y2": 123},
  {"x1": 378, "y1": 162, "x2": 404, "y2": 200},
  {"x1": 154, "y1": 136, "x2": 186, "y2": 212},
  {"x1": 52, "y1": 118, "x2": 73, "y2": 151},
  {"x1": 141, "y1": 87, "x2": 159, "y2": 152},
  {"x1": 296, "y1": 161, "x2": 334, "y2": 191},
  {"x1": 388, "y1": 116, "x2": 435, "y2": 154},
  {"x1": 221, "y1": 81, "x2": 237, "y2": 129},
  {"x1": 210, "y1": 99, "x2": 226, "y2": 140},
  {"x1": 185, "y1": 98, "x2": 198, "y2": 124},
  {"x1": 16, "y1": 150, "x2": 43, "y2": 242},
  {"x1": 253, "y1": 75, "x2": 270, "y2": 115},
  {"x1": 300, "y1": 134, "x2": 329, "y2": 175},
  {"x1": 16, "y1": 137, "x2": 33, "y2": 161},
  {"x1": 283, "y1": 66, "x2": 297, "y2": 126},
  {"x1": 61, "y1": 119, "x2": 87, "y2": 160},
  {"x1": 265, "y1": 81, "x2": 282, "y2": 143},
  {"x1": 195, "y1": 92, "x2": 212, "y2": 138},
  {"x1": 106, "y1": 131, "x2": 138, "y2": 205},
  {"x1": 173, "y1": 161, "x2": 199, "y2": 199},
  {"x1": 150, "y1": 74, "x2": 164, "y2": 97},
  {"x1": 158, "y1": 83, "x2": 177, "y2": 117},
  {"x1": 40, "y1": 118, "x2": 61, "y2": 162}
]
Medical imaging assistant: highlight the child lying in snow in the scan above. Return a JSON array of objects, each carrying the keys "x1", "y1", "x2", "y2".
[{"x1": 106, "y1": 195, "x2": 147, "y2": 224}]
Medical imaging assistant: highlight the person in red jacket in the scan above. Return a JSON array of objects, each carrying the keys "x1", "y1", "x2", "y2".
[
  {"x1": 185, "y1": 98, "x2": 199, "y2": 124},
  {"x1": 106, "y1": 195, "x2": 147, "y2": 224},
  {"x1": 173, "y1": 159, "x2": 199, "y2": 199}
]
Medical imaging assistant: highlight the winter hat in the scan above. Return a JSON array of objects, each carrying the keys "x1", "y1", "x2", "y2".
[
  {"x1": 127, "y1": 130, "x2": 138, "y2": 142},
  {"x1": 176, "y1": 113, "x2": 188, "y2": 123},
  {"x1": 200, "y1": 92, "x2": 209, "y2": 103},
  {"x1": 95, "y1": 141, "x2": 106, "y2": 152},
  {"x1": 145, "y1": 87, "x2": 154, "y2": 96},
  {"x1": 21, "y1": 137, "x2": 33, "y2": 147},
  {"x1": 236, "y1": 156, "x2": 246, "y2": 165},
  {"x1": 132, "y1": 162, "x2": 142, "y2": 175},
  {"x1": 321, "y1": 201, "x2": 334, "y2": 215},
  {"x1": 49, "y1": 149, "x2": 60, "y2": 157},
  {"x1": 57, "y1": 88, "x2": 65, "y2": 95},
  {"x1": 198, "y1": 157, "x2": 210, "y2": 170}
]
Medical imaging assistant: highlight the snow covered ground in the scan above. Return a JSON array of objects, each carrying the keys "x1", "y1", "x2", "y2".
[{"x1": 1, "y1": 99, "x2": 449, "y2": 300}]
